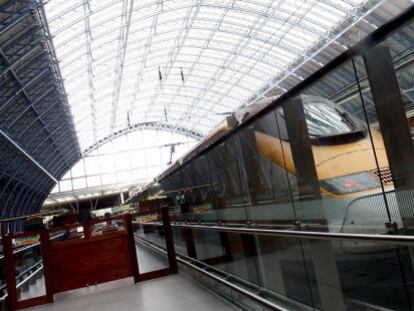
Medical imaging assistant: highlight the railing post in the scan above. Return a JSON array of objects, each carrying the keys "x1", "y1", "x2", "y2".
[
  {"x1": 179, "y1": 203, "x2": 197, "y2": 259},
  {"x1": 40, "y1": 229, "x2": 53, "y2": 302},
  {"x1": 2, "y1": 230, "x2": 16, "y2": 311},
  {"x1": 83, "y1": 222, "x2": 91, "y2": 240},
  {"x1": 282, "y1": 96, "x2": 345, "y2": 311},
  {"x1": 161, "y1": 207, "x2": 178, "y2": 273},
  {"x1": 125, "y1": 214, "x2": 140, "y2": 283}
]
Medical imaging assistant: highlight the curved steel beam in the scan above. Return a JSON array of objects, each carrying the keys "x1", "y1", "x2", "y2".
[{"x1": 82, "y1": 121, "x2": 203, "y2": 155}]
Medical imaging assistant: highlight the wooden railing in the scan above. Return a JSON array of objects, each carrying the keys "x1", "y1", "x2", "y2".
[{"x1": 1, "y1": 208, "x2": 177, "y2": 311}]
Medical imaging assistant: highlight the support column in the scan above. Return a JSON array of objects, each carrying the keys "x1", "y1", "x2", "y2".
[
  {"x1": 40, "y1": 229, "x2": 53, "y2": 303},
  {"x1": 364, "y1": 46, "x2": 414, "y2": 226},
  {"x1": 237, "y1": 126, "x2": 286, "y2": 292},
  {"x1": 283, "y1": 96, "x2": 345, "y2": 311},
  {"x1": 3, "y1": 233, "x2": 17, "y2": 311},
  {"x1": 161, "y1": 205, "x2": 178, "y2": 273},
  {"x1": 364, "y1": 47, "x2": 414, "y2": 303}
]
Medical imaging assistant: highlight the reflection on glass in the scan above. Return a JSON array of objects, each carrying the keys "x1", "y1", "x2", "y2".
[
  {"x1": 0, "y1": 257, "x2": 7, "y2": 306},
  {"x1": 50, "y1": 226, "x2": 85, "y2": 243},
  {"x1": 278, "y1": 95, "x2": 366, "y2": 138},
  {"x1": 138, "y1": 16, "x2": 414, "y2": 311},
  {"x1": 13, "y1": 235, "x2": 46, "y2": 301},
  {"x1": 91, "y1": 219, "x2": 125, "y2": 236},
  {"x1": 132, "y1": 215, "x2": 169, "y2": 274}
]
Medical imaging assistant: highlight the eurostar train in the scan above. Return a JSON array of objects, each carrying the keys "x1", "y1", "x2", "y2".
[
  {"x1": 151, "y1": 94, "x2": 401, "y2": 238},
  {"x1": 134, "y1": 95, "x2": 406, "y2": 308}
]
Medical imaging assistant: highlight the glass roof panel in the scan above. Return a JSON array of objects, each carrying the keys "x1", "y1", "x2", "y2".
[{"x1": 45, "y1": 0, "x2": 371, "y2": 153}]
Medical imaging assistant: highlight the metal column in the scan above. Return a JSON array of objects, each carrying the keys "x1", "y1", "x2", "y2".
[{"x1": 283, "y1": 96, "x2": 345, "y2": 311}]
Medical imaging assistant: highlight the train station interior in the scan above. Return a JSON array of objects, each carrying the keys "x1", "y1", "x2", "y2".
[{"x1": 1, "y1": 0, "x2": 414, "y2": 310}]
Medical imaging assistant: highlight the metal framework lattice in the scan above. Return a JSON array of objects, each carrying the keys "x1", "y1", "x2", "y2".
[
  {"x1": 0, "y1": 0, "x2": 80, "y2": 226},
  {"x1": 43, "y1": 0, "x2": 406, "y2": 154},
  {"x1": 0, "y1": 0, "x2": 412, "y2": 226}
]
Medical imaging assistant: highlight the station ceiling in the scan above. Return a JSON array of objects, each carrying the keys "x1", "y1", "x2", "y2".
[
  {"x1": 0, "y1": 0, "x2": 80, "y2": 225},
  {"x1": 43, "y1": 0, "x2": 412, "y2": 153},
  {"x1": 0, "y1": 0, "x2": 412, "y2": 226}
]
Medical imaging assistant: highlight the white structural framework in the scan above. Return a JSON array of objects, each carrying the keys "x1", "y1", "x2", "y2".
[{"x1": 43, "y1": 0, "x2": 398, "y2": 153}]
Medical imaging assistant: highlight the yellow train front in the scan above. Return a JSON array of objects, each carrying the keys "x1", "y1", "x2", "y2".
[
  {"x1": 191, "y1": 94, "x2": 399, "y2": 237},
  {"x1": 249, "y1": 95, "x2": 400, "y2": 240},
  {"x1": 165, "y1": 94, "x2": 401, "y2": 240}
]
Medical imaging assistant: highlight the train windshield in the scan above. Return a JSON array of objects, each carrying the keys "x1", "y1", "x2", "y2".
[
  {"x1": 303, "y1": 102, "x2": 356, "y2": 137},
  {"x1": 271, "y1": 95, "x2": 367, "y2": 143}
]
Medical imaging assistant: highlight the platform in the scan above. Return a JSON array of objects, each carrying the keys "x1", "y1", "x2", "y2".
[
  {"x1": 22, "y1": 273, "x2": 236, "y2": 311},
  {"x1": 21, "y1": 244, "x2": 236, "y2": 311}
]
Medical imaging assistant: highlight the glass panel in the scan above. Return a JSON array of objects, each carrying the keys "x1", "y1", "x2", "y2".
[
  {"x1": 351, "y1": 55, "x2": 403, "y2": 232},
  {"x1": 294, "y1": 60, "x2": 391, "y2": 235},
  {"x1": 352, "y1": 21, "x2": 414, "y2": 306},
  {"x1": 255, "y1": 235, "x2": 314, "y2": 308},
  {"x1": 361, "y1": 20, "x2": 414, "y2": 235},
  {"x1": 0, "y1": 246, "x2": 7, "y2": 307},
  {"x1": 53, "y1": 129, "x2": 197, "y2": 194},
  {"x1": 261, "y1": 234, "x2": 411, "y2": 310},
  {"x1": 237, "y1": 114, "x2": 296, "y2": 228},
  {"x1": 383, "y1": 22, "x2": 414, "y2": 143},
  {"x1": 324, "y1": 239, "x2": 411, "y2": 310},
  {"x1": 132, "y1": 213, "x2": 169, "y2": 274},
  {"x1": 171, "y1": 228, "x2": 188, "y2": 256},
  {"x1": 141, "y1": 12, "x2": 414, "y2": 311},
  {"x1": 49, "y1": 226, "x2": 85, "y2": 243},
  {"x1": 172, "y1": 138, "x2": 249, "y2": 224},
  {"x1": 91, "y1": 217, "x2": 125, "y2": 236},
  {"x1": 13, "y1": 234, "x2": 46, "y2": 301},
  {"x1": 210, "y1": 230, "x2": 260, "y2": 285}
]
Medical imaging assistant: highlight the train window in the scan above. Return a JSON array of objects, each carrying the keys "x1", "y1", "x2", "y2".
[
  {"x1": 278, "y1": 95, "x2": 366, "y2": 140},
  {"x1": 304, "y1": 103, "x2": 355, "y2": 136}
]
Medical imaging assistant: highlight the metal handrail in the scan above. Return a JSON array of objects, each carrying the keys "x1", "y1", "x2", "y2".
[
  {"x1": 15, "y1": 265, "x2": 43, "y2": 291},
  {"x1": 0, "y1": 209, "x2": 66, "y2": 223},
  {"x1": 137, "y1": 221, "x2": 414, "y2": 246},
  {"x1": 0, "y1": 243, "x2": 42, "y2": 261},
  {"x1": 0, "y1": 233, "x2": 63, "y2": 261},
  {"x1": 0, "y1": 260, "x2": 44, "y2": 301}
]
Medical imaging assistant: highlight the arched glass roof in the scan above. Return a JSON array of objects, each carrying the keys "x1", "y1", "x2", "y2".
[
  {"x1": 50, "y1": 128, "x2": 196, "y2": 194},
  {"x1": 44, "y1": 0, "x2": 380, "y2": 152}
]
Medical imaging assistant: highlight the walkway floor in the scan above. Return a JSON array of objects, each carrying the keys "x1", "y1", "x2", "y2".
[
  {"x1": 23, "y1": 246, "x2": 237, "y2": 311},
  {"x1": 24, "y1": 274, "x2": 237, "y2": 311}
]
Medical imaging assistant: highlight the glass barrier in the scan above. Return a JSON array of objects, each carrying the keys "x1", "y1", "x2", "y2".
[
  {"x1": 171, "y1": 227, "x2": 188, "y2": 256},
  {"x1": 49, "y1": 225, "x2": 85, "y2": 243},
  {"x1": 293, "y1": 58, "x2": 393, "y2": 235},
  {"x1": 0, "y1": 246, "x2": 7, "y2": 310},
  {"x1": 12, "y1": 234, "x2": 46, "y2": 302},
  {"x1": 172, "y1": 226, "x2": 414, "y2": 310},
  {"x1": 363, "y1": 22, "x2": 414, "y2": 238},
  {"x1": 132, "y1": 212, "x2": 169, "y2": 274},
  {"x1": 91, "y1": 217, "x2": 125, "y2": 236},
  {"x1": 149, "y1": 12, "x2": 414, "y2": 311}
]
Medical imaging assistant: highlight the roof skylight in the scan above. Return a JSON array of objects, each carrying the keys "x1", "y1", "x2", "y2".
[{"x1": 44, "y1": 0, "x2": 370, "y2": 153}]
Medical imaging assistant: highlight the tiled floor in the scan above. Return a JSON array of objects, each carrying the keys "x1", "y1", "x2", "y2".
[
  {"x1": 22, "y1": 246, "x2": 237, "y2": 311},
  {"x1": 23, "y1": 274, "x2": 237, "y2": 311},
  {"x1": 135, "y1": 243, "x2": 169, "y2": 273}
]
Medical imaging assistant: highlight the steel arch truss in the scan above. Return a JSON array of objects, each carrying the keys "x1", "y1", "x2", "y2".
[
  {"x1": 83, "y1": 121, "x2": 203, "y2": 155},
  {"x1": 0, "y1": 0, "x2": 80, "y2": 221}
]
